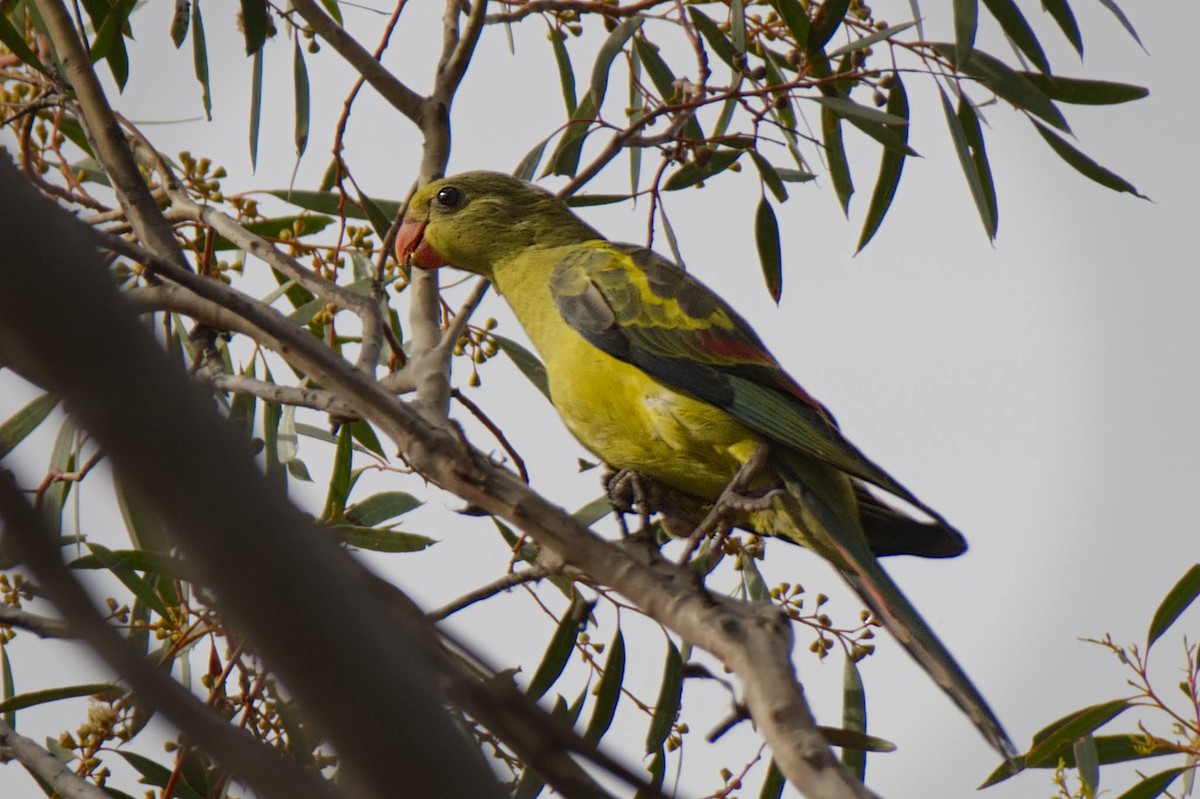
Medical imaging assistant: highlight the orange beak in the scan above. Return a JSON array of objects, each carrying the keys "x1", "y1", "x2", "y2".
[{"x1": 395, "y1": 218, "x2": 444, "y2": 269}]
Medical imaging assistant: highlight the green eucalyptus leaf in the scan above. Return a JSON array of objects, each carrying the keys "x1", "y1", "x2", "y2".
[
  {"x1": 644, "y1": 640, "x2": 683, "y2": 754},
  {"x1": 856, "y1": 74, "x2": 909, "y2": 252},
  {"x1": 1147, "y1": 564, "x2": 1200, "y2": 649},
  {"x1": 979, "y1": 0, "x2": 1050, "y2": 73},
  {"x1": 754, "y1": 195, "x2": 782, "y2": 303},
  {"x1": 0, "y1": 393, "x2": 59, "y2": 460},
  {"x1": 1031, "y1": 119, "x2": 1147, "y2": 199}
]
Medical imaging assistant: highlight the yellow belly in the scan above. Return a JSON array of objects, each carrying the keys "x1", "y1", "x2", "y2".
[{"x1": 546, "y1": 331, "x2": 762, "y2": 500}]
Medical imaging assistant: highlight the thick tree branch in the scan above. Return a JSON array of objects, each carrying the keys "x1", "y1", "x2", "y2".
[{"x1": 0, "y1": 156, "x2": 507, "y2": 799}]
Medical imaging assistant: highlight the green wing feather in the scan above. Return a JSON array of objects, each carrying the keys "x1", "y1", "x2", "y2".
[{"x1": 549, "y1": 242, "x2": 951, "y2": 523}]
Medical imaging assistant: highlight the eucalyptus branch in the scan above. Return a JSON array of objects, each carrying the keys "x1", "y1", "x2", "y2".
[
  {"x1": 30, "y1": 0, "x2": 185, "y2": 266},
  {"x1": 430, "y1": 566, "x2": 551, "y2": 621},
  {"x1": 485, "y1": 0, "x2": 671, "y2": 24},
  {"x1": 0, "y1": 603, "x2": 71, "y2": 638},
  {"x1": 160, "y1": 184, "x2": 385, "y2": 375},
  {"x1": 438, "y1": 0, "x2": 489, "y2": 100},
  {"x1": 204, "y1": 373, "x2": 357, "y2": 418},
  {"x1": 288, "y1": 0, "x2": 426, "y2": 123},
  {"x1": 0, "y1": 719, "x2": 113, "y2": 799}
]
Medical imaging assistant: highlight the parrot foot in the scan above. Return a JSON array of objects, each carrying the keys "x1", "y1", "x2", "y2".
[
  {"x1": 604, "y1": 468, "x2": 655, "y2": 537},
  {"x1": 676, "y1": 443, "x2": 774, "y2": 565}
]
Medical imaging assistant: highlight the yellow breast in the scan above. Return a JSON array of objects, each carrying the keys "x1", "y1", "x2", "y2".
[{"x1": 491, "y1": 246, "x2": 761, "y2": 500}]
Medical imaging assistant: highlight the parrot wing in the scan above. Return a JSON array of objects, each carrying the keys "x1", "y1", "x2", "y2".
[{"x1": 548, "y1": 242, "x2": 952, "y2": 527}]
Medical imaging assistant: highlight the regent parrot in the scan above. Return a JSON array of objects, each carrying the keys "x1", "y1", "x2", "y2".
[{"x1": 396, "y1": 170, "x2": 1015, "y2": 760}]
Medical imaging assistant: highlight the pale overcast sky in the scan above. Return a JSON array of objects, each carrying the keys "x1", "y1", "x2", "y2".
[{"x1": 2, "y1": 2, "x2": 1197, "y2": 798}]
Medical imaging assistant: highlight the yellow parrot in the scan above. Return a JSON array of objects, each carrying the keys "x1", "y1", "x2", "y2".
[{"x1": 396, "y1": 170, "x2": 1014, "y2": 760}]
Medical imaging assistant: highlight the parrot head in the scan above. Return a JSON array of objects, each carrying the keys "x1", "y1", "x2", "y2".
[{"x1": 395, "y1": 171, "x2": 602, "y2": 278}]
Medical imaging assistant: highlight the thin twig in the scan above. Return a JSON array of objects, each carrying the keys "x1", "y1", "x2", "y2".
[{"x1": 429, "y1": 566, "x2": 550, "y2": 620}]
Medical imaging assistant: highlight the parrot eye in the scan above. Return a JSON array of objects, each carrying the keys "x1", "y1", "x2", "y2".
[{"x1": 434, "y1": 185, "x2": 463, "y2": 210}]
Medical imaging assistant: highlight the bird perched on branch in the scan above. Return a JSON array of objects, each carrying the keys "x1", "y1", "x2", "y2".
[{"x1": 396, "y1": 170, "x2": 1015, "y2": 760}]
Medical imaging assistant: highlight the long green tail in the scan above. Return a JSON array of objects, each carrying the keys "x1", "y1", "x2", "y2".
[{"x1": 760, "y1": 451, "x2": 1017, "y2": 762}]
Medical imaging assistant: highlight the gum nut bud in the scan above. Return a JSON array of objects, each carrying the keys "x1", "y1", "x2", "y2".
[
  {"x1": 212, "y1": 166, "x2": 227, "y2": 178},
  {"x1": 808, "y1": 640, "x2": 821, "y2": 653},
  {"x1": 879, "y1": 73, "x2": 895, "y2": 89},
  {"x1": 816, "y1": 593, "x2": 829, "y2": 606},
  {"x1": 198, "y1": 157, "x2": 211, "y2": 174},
  {"x1": 469, "y1": 371, "x2": 481, "y2": 387},
  {"x1": 750, "y1": 65, "x2": 767, "y2": 81},
  {"x1": 308, "y1": 41, "x2": 320, "y2": 53},
  {"x1": 873, "y1": 90, "x2": 886, "y2": 107}
]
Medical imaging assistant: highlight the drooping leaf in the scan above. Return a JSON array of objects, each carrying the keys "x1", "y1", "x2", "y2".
[
  {"x1": 768, "y1": 0, "x2": 809, "y2": 45},
  {"x1": 0, "y1": 393, "x2": 59, "y2": 460},
  {"x1": 857, "y1": 74, "x2": 909, "y2": 254},
  {"x1": 979, "y1": 0, "x2": 1050, "y2": 73},
  {"x1": 1025, "y1": 699, "x2": 1132, "y2": 768},
  {"x1": 806, "y1": 0, "x2": 850, "y2": 51},
  {"x1": 688, "y1": 8, "x2": 737, "y2": 69},
  {"x1": 953, "y1": 0, "x2": 978, "y2": 66},
  {"x1": 564, "y1": 194, "x2": 633, "y2": 207},
  {"x1": 759, "y1": 759, "x2": 786, "y2": 799},
  {"x1": 549, "y1": 28, "x2": 577, "y2": 116},
  {"x1": 349, "y1": 419, "x2": 387, "y2": 458},
  {"x1": 840, "y1": 657, "x2": 868, "y2": 780},
  {"x1": 116, "y1": 752, "x2": 206, "y2": 799},
  {"x1": 292, "y1": 37, "x2": 310, "y2": 160},
  {"x1": 1, "y1": 643, "x2": 15, "y2": 728},
  {"x1": 811, "y1": 95, "x2": 908, "y2": 127},
  {"x1": 526, "y1": 601, "x2": 585, "y2": 701},
  {"x1": 170, "y1": 0, "x2": 190, "y2": 47},
  {"x1": 90, "y1": 0, "x2": 135, "y2": 91},
  {"x1": 940, "y1": 88, "x2": 996, "y2": 239},
  {"x1": 319, "y1": 0, "x2": 342, "y2": 25},
  {"x1": 328, "y1": 526, "x2": 436, "y2": 553},
  {"x1": 545, "y1": 93, "x2": 597, "y2": 178},
  {"x1": 266, "y1": 189, "x2": 402, "y2": 220},
  {"x1": 632, "y1": 36, "x2": 704, "y2": 142},
  {"x1": 344, "y1": 491, "x2": 422, "y2": 527},
  {"x1": 1094, "y1": 0, "x2": 1143, "y2": 49},
  {"x1": 645, "y1": 640, "x2": 684, "y2": 754},
  {"x1": 821, "y1": 105, "x2": 853, "y2": 214},
  {"x1": 1146, "y1": 564, "x2": 1200, "y2": 649},
  {"x1": 249, "y1": 47, "x2": 263, "y2": 170},
  {"x1": 0, "y1": 683, "x2": 123, "y2": 713},
  {"x1": 513, "y1": 135, "x2": 552, "y2": 182},
  {"x1": 729, "y1": 0, "x2": 747, "y2": 54},
  {"x1": 956, "y1": 95, "x2": 998, "y2": 237},
  {"x1": 493, "y1": 334, "x2": 550, "y2": 400},
  {"x1": 357, "y1": 189, "x2": 393, "y2": 239},
  {"x1": 932, "y1": 43, "x2": 1068, "y2": 132},
  {"x1": 0, "y1": 14, "x2": 48, "y2": 73},
  {"x1": 191, "y1": 0, "x2": 211, "y2": 121},
  {"x1": 1041, "y1": 0, "x2": 1083, "y2": 56},
  {"x1": 1020, "y1": 73, "x2": 1148, "y2": 106},
  {"x1": 239, "y1": 0, "x2": 268, "y2": 55},
  {"x1": 754, "y1": 195, "x2": 782, "y2": 303},
  {"x1": 751, "y1": 152, "x2": 788, "y2": 203},
  {"x1": 212, "y1": 215, "x2": 335, "y2": 250},
  {"x1": 321, "y1": 424, "x2": 354, "y2": 522},
  {"x1": 1074, "y1": 733, "x2": 1100, "y2": 797},
  {"x1": 828, "y1": 20, "x2": 918, "y2": 59},
  {"x1": 1111, "y1": 767, "x2": 1189, "y2": 799},
  {"x1": 572, "y1": 496, "x2": 613, "y2": 527},
  {"x1": 589, "y1": 17, "x2": 642, "y2": 107},
  {"x1": 584, "y1": 628, "x2": 625, "y2": 744},
  {"x1": 1031, "y1": 119, "x2": 1147, "y2": 199},
  {"x1": 83, "y1": 543, "x2": 171, "y2": 620}
]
